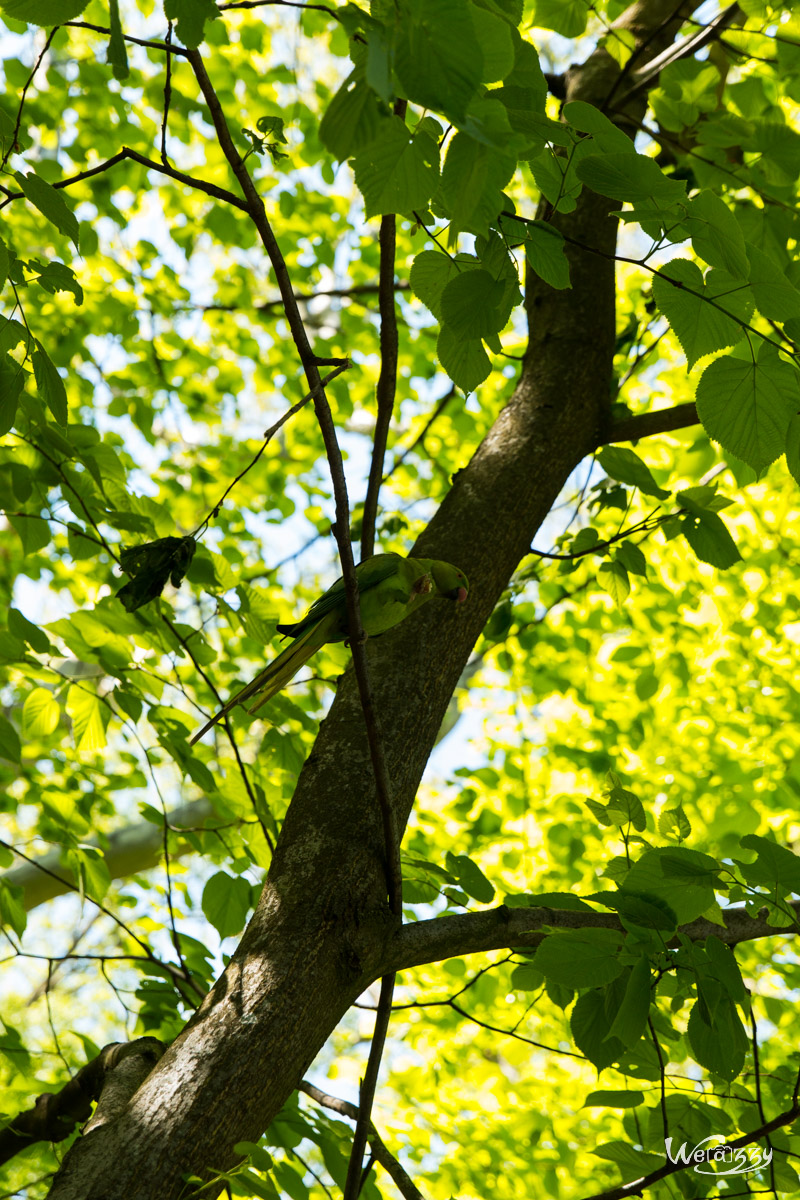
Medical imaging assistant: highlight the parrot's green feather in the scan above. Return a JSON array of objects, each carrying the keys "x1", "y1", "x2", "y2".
[
  {"x1": 189, "y1": 552, "x2": 468, "y2": 743},
  {"x1": 277, "y1": 553, "x2": 404, "y2": 637}
]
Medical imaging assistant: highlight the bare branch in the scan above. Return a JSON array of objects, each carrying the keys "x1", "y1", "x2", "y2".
[
  {"x1": 600, "y1": 401, "x2": 700, "y2": 444},
  {"x1": 299, "y1": 1081, "x2": 427, "y2": 1200},
  {"x1": 0, "y1": 147, "x2": 247, "y2": 213},
  {"x1": 0, "y1": 1039, "x2": 165, "y2": 1168},
  {"x1": 361, "y1": 100, "x2": 406, "y2": 561}
]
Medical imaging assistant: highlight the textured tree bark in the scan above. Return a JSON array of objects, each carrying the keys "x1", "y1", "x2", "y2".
[{"x1": 45, "y1": 3, "x2": 702, "y2": 1196}]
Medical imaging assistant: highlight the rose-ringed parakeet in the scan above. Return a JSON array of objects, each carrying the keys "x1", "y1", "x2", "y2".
[{"x1": 189, "y1": 553, "x2": 468, "y2": 743}]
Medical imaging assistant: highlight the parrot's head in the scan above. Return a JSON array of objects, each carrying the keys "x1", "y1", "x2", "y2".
[{"x1": 431, "y1": 561, "x2": 469, "y2": 605}]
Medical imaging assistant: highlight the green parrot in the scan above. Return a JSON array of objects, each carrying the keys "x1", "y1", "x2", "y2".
[{"x1": 189, "y1": 553, "x2": 468, "y2": 743}]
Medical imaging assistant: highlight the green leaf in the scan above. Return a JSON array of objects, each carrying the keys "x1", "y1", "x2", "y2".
[
  {"x1": 201, "y1": 871, "x2": 253, "y2": 939},
  {"x1": 563, "y1": 101, "x2": 635, "y2": 155},
  {"x1": 319, "y1": 68, "x2": 386, "y2": 161},
  {"x1": 32, "y1": 340, "x2": 68, "y2": 426},
  {"x1": 15, "y1": 172, "x2": 79, "y2": 248},
  {"x1": 535, "y1": 929, "x2": 624, "y2": 988},
  {"x1": 445, "y1": 852, "x2": 495, "y2": 903},
  {"x1": 0, "y1": 0, "x2": 87, "y2": 22},
  {"x1": 704, "y1": 937, "x2": 748, "y2": 1006},
  {"x1": 9, "y1": 514, "x2": 50, "y2": 557},
  {"x1": 746, "y1": 243, "x2": 800, "y2": 321},
  {"x1": 687, "y1": 997, "x2": 747, "y2": 1081},
  {"x1": 0, "y1": 316, "x2": 27, "y2": 354},
  {"x1": 695, "y1": 344, "x2": 798, "y2": 475},
  {"x1": 509, "y1": 963, "x2": 543, "y2": 991},
  {"x1": 0, "y1": 716, "x2": 21, "y2": 763},
  {"x1": 410, "y1": 250, "x2": 474, "y2": 320},
  {"x1": 571, "y1": 988, "x2": 626, "y2": 1071},
  {"x1": 582, "y1": 1090, "x2": 644, "y2": 1109},
  {"x1": 738, "y1": 833, "x2": 800, "y2": 895},
  {"x1": 614, "y1": 541, "x2": 647, "y2": 577},
  {"x1": 437, "y1": 325, "x2": 492, "y2": 392},
  {"x1": 67, "y1": 685, "x2": 108, "y2": 752},
  {"x1": 0, "y1": 352, "x2": 25, "y2": 436},
  {"x1": 652, "y1": 259, "x2": 752, "y2": 369},
  {"x1": 606, "y1": 955, "x2": 651, "y2": 1048},
  {"x1": 658, "y1": 804, "x2": 691, "y2": 840},
  {"x1": 67, "y1": 845, "x2": 111, "y2": 902},
  {"x1": 441, "y1": 132, "x2": 516, "y2": 237},
  {"x1": 393, "y1": 0, "x2": 483, "y2": 122},
  {"x1": 688, "y1": 190, "x2": 749, "y2": 278},
  {"x1": 604, "y1": 777, "x2": 646, "y2": 831},
  {"x1": 163, "y1": 0, "x2": 218, "y2": 49},
  {"x1": 598, "y1": 560, "x2": 630, "y2": 608},
  {"x1": 470, "y1": 2, "x2": 514, "y2": 83},
  {"x1": 786, "y1": 412, "x2": 800, "y2": 487},
  {"x1": 22, "y1": 687, "x2": 60, "y2": 737},
  {"x1": 533, "y1": 0, "x2": 587, "y2": 37},
  {"x1": 590, "y1": 1141, "x2": 665, "y2": 1182},
  {"x1": 575, "y1": 153, "x2": 686, "y2": 204},
  {"x1": 0, "y1": 881, "x2": 26, "y2": 938},
  {"x1": 680, "y1": 510, "x2": 741, "y2": 570},
  {"x1": 31, "y1": 258, "x2": 84, "y2": 303},
  {"x1": 440, "y1": 269, "x2": 509, "y2": 339},
  {"x1": 528, "y1": 144, "x2": 585, "y2": 214},
  {"x1": 352, "y1": 117, "x2": 439, "y2": 218},
  {"x1": 523, "y1": 221, "x2": 570, "y2": 289},
  {"x1": 596, "y1": 446, "x2": 669, "y2": 499},
  {"x1": 623, "y1": 848, "x2": 718, "y2": 924},
  {"x1": 107, "y1": 0, "x2": 129, "y2": 79},
  {"x1": 8, "y1": 608, "x2": 51, "y2": 653},
  {"x1": 590, "y1": 890, "x2": 678, "y2": 933}
]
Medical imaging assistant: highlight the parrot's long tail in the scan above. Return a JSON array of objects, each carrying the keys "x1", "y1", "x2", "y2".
[{"x1": 189, "y1": 621, "x2": 328, "y2": 745}]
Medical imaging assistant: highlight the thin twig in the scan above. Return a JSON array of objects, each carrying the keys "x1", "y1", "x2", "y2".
[
  {"x1": 198, "y1": 280, "x2": 411, "y2": 314},
  {"x1": 1, "y1": 27, "x2": 58, "y2": 171},
  {"x1": 191, "y1": 363, "x2": 350, "y2": 539},
  {"x1": 299, "y1": 1080, "x2": 427, "y2": 1200},
  {"x1": 218, "y1": 0, "x2": 342, "y2": 18},
  {"x1": 161, "y1": 23, "x2": 174, "y2": 167},
  {"x1": 361, "y1": 100, "x2": 406, "y2": 561},
  {"x1": 63, "y1": 20, "x2": 191, "y2": 57},
  {"x1": 530, "y1": 510, "x2": 673, "y2": 561},
  {"x1": 343, "y1": 973, "x2": 396, "y2": 1200},
  {"x1": 383, "y1": 387, "x2": 456, "y2": 480},
  {"x1": 161, "y1": 614, "x2": 275, "y2": 853},
  {"x1": 0, "y1": 147, "x2": 247, "y2": 213}
]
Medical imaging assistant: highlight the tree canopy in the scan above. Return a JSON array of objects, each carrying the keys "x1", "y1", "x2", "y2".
[{"x1": 2, "y1": 1, "x2": 800, "y2": 1198}]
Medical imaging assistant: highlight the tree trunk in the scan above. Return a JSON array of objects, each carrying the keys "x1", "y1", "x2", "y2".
[{"x1": 46, "y1": 3, "x2": 700, "y2": 1195}]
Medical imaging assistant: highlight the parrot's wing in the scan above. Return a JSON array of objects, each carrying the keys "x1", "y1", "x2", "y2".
[{"x1": 288, "y1": 553, "x2": 403, "y2": 637}]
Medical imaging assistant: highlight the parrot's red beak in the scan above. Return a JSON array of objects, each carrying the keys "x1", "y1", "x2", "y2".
[{"x1": 456, "y1": 586, "x2": 467, "y2": 604}]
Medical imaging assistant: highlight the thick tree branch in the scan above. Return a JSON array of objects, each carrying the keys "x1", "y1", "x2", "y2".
[
  {"x1": 385, "y1": 900, "x2": 800, "y2": 976},
  {"x1": 614, "y1": 3, "x2": 742, "y2": 105},
  {"x1": 1, "y1": 1040, "x2": 164, "y2": 1168},
  {"x1": 600, "y1": 401, "x2": 699, "y2": 444}
]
